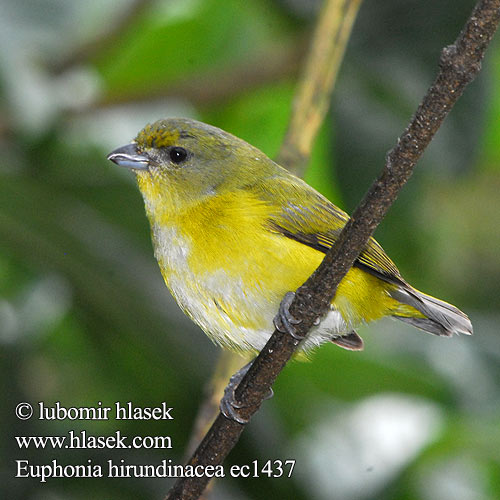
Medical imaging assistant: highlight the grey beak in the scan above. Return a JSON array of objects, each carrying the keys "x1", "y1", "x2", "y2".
[{"x1": 107, "y1": 143, "x2": 150, "y2": 170}]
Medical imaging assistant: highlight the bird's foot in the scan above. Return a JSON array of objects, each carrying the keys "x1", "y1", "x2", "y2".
[
  {"x1": 273, "y1": 291, "x2": 303, "y2": 339},
  {"x1": 220, "y1": 361, "x2": 273, "y2": 424}
]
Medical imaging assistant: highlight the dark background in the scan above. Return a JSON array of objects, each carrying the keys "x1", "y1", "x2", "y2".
[{"x1": 1, "y1": 0, "x2": 499, "y2": 499}]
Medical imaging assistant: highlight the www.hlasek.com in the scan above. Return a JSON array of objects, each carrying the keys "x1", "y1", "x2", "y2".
[
  {"x1": 16, "y1": 429, "x2": 172, "y2": 450},
  {"x1": 14, "y1": 401, "x2": 296, "y2": 482}
]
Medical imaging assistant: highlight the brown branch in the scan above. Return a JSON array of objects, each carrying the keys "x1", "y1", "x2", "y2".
[
  {"x1": 166, "y1": 0, "x2": 500, "y2": 499},
  {"x1": 276, "y1": 0, "x2": 363, "y2": 175}
]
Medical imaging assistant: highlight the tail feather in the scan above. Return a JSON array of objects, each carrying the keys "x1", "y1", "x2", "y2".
[{"x1": 390, "y1": 287, "x2": 473, "y2": 337}]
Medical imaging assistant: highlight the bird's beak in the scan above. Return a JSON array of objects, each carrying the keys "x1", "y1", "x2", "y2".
[{"x1": 107, "y1": 143, "x2": 150, "y2": 170}]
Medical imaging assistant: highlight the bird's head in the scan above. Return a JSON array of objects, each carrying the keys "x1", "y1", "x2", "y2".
[{"x1": 107, "y1": 118, "x2": 275, "y2": 216}]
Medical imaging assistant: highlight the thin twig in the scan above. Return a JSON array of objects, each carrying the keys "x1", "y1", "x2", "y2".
[
  {"x1": 276, "y1": 0, "x2": 363, "y2": 175},
  {"x1": 166, "y1": 1, "x2": 500, "y2": 499}
]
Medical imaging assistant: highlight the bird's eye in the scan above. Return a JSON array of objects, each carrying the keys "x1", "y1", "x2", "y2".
[{"x1": 169, "y1": 147, "x2": 188, "y2": 164}]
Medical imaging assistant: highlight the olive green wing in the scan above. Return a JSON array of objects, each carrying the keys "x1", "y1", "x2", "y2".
[{"x1": 256, "y1": 173, "x2": 405, "y2": 285}]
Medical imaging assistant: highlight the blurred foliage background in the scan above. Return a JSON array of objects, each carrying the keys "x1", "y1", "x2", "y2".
[{"x1": 1, "y1": 0, "x2": 500, "y2": 499}]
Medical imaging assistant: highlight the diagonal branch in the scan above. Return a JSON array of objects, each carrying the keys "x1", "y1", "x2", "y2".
[{"x1": 165, "y1": 1, "x2": 500, "y2": 499}]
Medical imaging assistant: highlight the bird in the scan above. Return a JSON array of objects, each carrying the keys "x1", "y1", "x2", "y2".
[{"x1": 107, "y1": 117, "x2": 472, "y2": 357}]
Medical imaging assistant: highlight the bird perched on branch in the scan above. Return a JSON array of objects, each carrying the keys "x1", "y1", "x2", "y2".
[{"x1": 108, "y1": 118, "x2": 472, "y2": 356}]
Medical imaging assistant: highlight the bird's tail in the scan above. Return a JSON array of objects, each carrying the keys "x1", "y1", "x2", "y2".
[{"x1": 390, "y1": 286, "x2": 473, "y2": 337}]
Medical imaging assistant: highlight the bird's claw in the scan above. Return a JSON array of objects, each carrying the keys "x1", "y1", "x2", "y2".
[
  {"x1": 220, "y1": 361, "x2": 274, "y2": 424},
  {"x1": 273, "y1": 291, "x2": 304, "y2": 339},
  {"x1": 220, "y1": 362, "x2": 251, "y2": 424}
]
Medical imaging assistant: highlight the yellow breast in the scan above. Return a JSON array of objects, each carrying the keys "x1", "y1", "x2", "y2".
[{"x1": 138, "y1": 181, "x2": 399, "y2": 352}]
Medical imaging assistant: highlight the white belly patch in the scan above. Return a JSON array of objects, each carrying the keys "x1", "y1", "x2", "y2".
[{"x1": 152, "y1": 223, "x2": 350, "y2": 353}]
